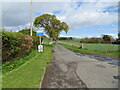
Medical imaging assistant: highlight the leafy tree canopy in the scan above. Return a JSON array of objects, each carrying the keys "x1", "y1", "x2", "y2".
[{"x1": 33, "y1": 14, "x2": 69, "y2": 41}]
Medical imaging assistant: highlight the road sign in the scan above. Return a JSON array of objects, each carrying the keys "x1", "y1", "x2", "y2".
[
  {"x1": 36, "y1": 33, "x2": 44, "y2": 36},
  {"x1": 37, "y1": 33, "x2": 44, "y2": 52},
  {"x1": 38, "y1": 45, "x2": 43, "y2": 52}
]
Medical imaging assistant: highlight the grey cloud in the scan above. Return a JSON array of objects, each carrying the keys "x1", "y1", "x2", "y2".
[
  {"x1": 1, "y1": 2, "x2": 118, "y2": 32},
  {"x1": 2, "y1": 2, "x2": 30, "y2": 26},
  {"x1": 2, "y1": 2, "x2": 65, "y2": 27}
]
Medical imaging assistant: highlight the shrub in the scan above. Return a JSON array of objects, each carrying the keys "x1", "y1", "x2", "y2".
[
  {"x1": 2, "y1": 31, "x2": 33, "y2": 63},
  {"x1": 19, "y1": 29, "x2": 37, "y2": 36},
  {"x1": 17, "y1": 34, "x2": 33, "y2": 57},
  {"x1": 32, "y1": 36, "x2": 39, "y2": 49},
  {"x1": 80, "y1": 37, "x2": 103, "y2": 43},
  {"x1": 2, "y1": 31, "x2": 21, "y2": 62},
  {"x1": 18, "y1": 29, "x2": 39, "y2": 49}
]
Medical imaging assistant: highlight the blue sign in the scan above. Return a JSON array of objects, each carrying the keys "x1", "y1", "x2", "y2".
[{"x1": 36, "y1": 33, "x2": 44, "y2": 36}]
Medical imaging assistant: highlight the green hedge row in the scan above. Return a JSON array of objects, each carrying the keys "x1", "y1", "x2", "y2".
[
  {"x1": 80, "y1": 38, "x2": 104, "y2": 43},
  {"x1": 2, "y1": 31, "x2": 39, "y2": 63}
]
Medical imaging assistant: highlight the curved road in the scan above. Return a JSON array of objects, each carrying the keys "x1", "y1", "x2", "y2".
[{"x1": 41, "y1": 44, "x2": 118, "y2": 88}]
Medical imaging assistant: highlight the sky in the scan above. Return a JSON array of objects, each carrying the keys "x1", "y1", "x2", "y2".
[{"x1": 1, "y1": 0, "x2": 119, "y2": 38}]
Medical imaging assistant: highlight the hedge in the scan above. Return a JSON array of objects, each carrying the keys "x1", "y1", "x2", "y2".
[{"x1": 2, "y1": 31, "x2": 36, "y2": 63}]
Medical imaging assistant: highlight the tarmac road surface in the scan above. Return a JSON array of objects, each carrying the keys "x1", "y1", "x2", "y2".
[{"x1": 41, "y1": 44, "x2": 118, "y2": 88}]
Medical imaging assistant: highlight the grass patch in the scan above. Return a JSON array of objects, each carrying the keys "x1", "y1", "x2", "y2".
[
  {"x1": 59, "y1": 40, "x2": 119, "y2": 52},
  {"x1": 2, "y1": 44, "x2": 54, "y2": 88},
  {"x1": 60, "y1": 43, "x2": 119, "y2": 58},
  {"x1": 43, "y1": 37, "x2": 50, "y2": 43},
  {"x1": 2, "y1": 49, "x2": 38, "y2": 74}
]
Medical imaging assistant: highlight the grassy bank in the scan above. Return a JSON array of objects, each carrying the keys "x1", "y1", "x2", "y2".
[
  {"x1": 60, "y1": 43, "x2": 119, "y2": 58},
  {"x1": 2, "y1": 44, "x2": 54, "y2": 88},
  {"x1": 2, "y1": 49, "x2": 38, "y2": 74}
]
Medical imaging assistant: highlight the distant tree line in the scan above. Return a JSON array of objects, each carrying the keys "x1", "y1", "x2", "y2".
[
  {"x1": 80, "y1": 34, "x2": 120, "y2": 44},
  {"x1": 59, "y1": 37, "x2": 73, "y2": 40},
  {"x1": 80, "y1": 37, "x2": 103, "y2": 43},
  {"x1": 59, "y1": 34, "x2": 120, "y2": 44}
]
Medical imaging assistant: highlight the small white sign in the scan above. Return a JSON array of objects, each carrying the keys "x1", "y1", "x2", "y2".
[{"x1": 38, "y1": 45, "x2": 43, "y2": 52}]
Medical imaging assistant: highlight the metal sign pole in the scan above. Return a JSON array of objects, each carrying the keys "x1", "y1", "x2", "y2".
[{"x1": 39, "y1": 36, "x2": 41, "y2": 45}]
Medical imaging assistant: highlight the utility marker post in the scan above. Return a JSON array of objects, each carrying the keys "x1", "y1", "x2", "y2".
[
  {"x1": 36, "y1": 33, "x2": 44, "y2": 52},
  {"x1": 30, "y1": 0, "x2": 32, "y2": 36}
]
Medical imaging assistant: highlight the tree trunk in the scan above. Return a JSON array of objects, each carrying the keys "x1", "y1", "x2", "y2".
[{"x1": 49, "y1": 38, "x2": 53, "y2": 44}]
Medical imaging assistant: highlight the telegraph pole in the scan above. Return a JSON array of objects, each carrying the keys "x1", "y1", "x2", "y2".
[{"x1": 30, "y1": 0, "x2": 32, "y2": 36}]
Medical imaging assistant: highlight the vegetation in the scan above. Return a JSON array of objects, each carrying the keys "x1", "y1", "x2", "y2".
[
  {"x1": 113, "y1": 32, "x2": 120, "y2": 44},
  {"x1": 34, "y1": 14, "x2": 69, "y2": 41},
  {"x1": 101, "y1": 34, "x2": 115, "y2": 44},
  {"x1": 2, "y1": 28, "x2": 53, "y2": 88},
  {"x1": 2, "y1": 49, "x2": 37, "y2": 74},
  {"x1": 79, "y1": 35, "x2": 115, "y2": 44},
  {"x1": 19, "y1": 29, "x2": 37, "y2": 36},
  {"x1": 59, "y1": 34, "x2": 120, "y2": 44},
  {"x1": 118, "y1": 32, "x2": 120, "y2": 40},
  {"x1": 59, "y1": 40, "x2": 119, "y2": 58},
  {"x1": 2, "y1": 44, "x2": 54, "y2": 88},
  {"x1": 32, "y1": 36, "x2": 39, "y2": 49},
  {"x1": 80, "y1": 37, "x2": 103, "y2": 43},
  {"x1": 59, "y1": 37, "x2": 73, "y2": 40},
  {"x1": 2, "y1": 31, "x2": 34, "y2": 62}
]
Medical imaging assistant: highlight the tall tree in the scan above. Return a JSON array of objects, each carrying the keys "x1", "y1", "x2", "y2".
[{"x1": 33, "y1": 14, "x2": 69, "y2": 42}]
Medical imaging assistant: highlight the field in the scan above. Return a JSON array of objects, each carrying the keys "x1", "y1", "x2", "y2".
[{"x1": 59, "y1": 39, "x2": 119, "y2": 58}]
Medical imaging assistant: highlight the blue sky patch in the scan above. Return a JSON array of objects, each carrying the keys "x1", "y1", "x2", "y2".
[
  {"x1": 34, "y1": 12, "x2": 41, "y2": 16},
  {"x1": 102, "y1": 6, "x2": 118, "y2": 13},
  {"x1": 53, "y1": 10, "x2": 62, "y2": 14}
]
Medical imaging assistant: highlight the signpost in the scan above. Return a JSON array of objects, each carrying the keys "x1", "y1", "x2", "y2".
[
  {"x1": 38, "y1": 45, "x2": 43, "y2": 52},
  {"x1": 36, "y1": 32, "x2": 44, "y2": 52}
]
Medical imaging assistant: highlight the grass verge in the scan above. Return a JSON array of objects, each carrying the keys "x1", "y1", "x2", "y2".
[
  {"x1": 60, "y1": 43, "x2": 119, "y2": 58},
  {"x1": 2, "y1": 44, "x2": 54, "y2": 88},
  {"x1": 2, "y1": 49, "x2": 38, "y2": 74}
]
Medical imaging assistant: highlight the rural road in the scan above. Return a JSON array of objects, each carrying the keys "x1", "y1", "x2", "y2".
[{"x1": 41, "y1": 44, "x2": 118, "y2": 88}]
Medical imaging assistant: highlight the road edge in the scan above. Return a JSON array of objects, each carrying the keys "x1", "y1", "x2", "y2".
[{"x1": 39, "y1": 67, "x2": 46, "y2": 89}]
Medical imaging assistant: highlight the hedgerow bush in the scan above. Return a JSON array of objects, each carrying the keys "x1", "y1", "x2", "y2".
[
  {"x1": 19, "y1": 29, "x2": 39, "y2": 49},
  {"x1": 2, "y1": 31, "x2": 34, "y2": 63},
  {"x1": 19, "y1": 29, "x2": 37, "y2": 36},
  {"x1": 80, "y1": 37, "x2": 103, "y2": 43},
  {"x1": 18, "y1": 35, "x2": 33, "y2": 57},
  {"x1": 32, "y1": 36, "x2": 39, "y2": 49}
]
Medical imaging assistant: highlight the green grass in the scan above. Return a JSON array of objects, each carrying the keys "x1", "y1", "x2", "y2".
[
  {"x1": 2, "y1": 49, "x2": 38, "y2": 74},
  {"x1": 60, "y1": 43, "x2": 119, "y2": 58},
  {"x1": 59, "y1": 40, "x2": 119, "y2": 53},
  {"x1": 2, "y1": 44, "x2": 54, "y2": 88},
  {"x1": 43, "y1": 37, "x2": 50, "y2": 43}
]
